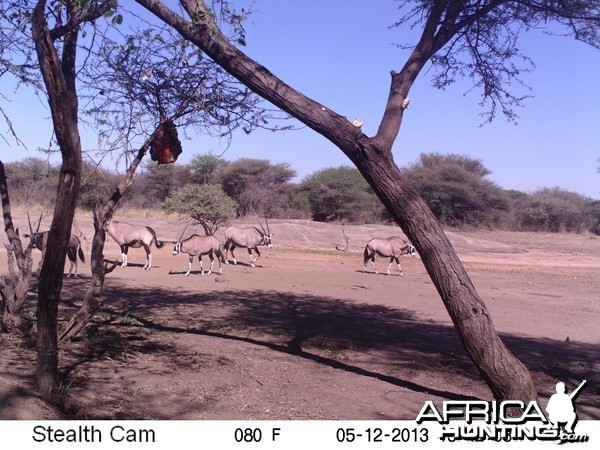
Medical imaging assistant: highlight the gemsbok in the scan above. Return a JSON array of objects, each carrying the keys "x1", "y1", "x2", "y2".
[
  {"x1": 223, "y1": 219, "x2": 272, "y2": 267},
  {"x1": 105, "y1": 219, "x2": 166, "y2": 270},
  {"x1": 363, "y1": 236, "x2": 416, "y2": 276},
  {"x1": 23, "y1": 213, "x2": 86, "y2": 277},
  {"x1": 172, "y1": 233, "x2": 225, "y2": 276}
]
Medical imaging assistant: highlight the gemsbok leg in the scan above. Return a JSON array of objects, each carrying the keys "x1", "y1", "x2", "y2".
[
  {"x1": 248, "y1": 247, "x2": 261, "y2": 267},
  {"x1": 197, "y1": 254, "x2": 211, "y2": 275},
  {"x1": 120, "y1": 245, "x2": 129, "y2": 268},
  {"x1": 143, "y1": 243, "x2": 152, "y2": 270},
  {"x1": 185, "y1": 255, "x2": 194, "y2": 276},
  {"x1": 204, "y1": 253, "x2": 214, "y2": 275},
  {"x1": 226, "y1": 243, "x2": 237, "y2": 265},
  {"x1": 67, "y1": 258, "x2": 78, "y2": 278},
  {"x1": 388, "y1": 256, "x2": 403, "y2": 276},
  {"x1": 365, "y1": 253, "x2": 378, "y2": 274},
  {"x1": 66, "y1": 246, "x2": 77, "y2": 278}
]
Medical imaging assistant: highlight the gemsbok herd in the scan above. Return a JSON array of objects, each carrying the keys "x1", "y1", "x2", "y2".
[{"x1": 25, "y1": 214, "x2": 417, "y2": 278}]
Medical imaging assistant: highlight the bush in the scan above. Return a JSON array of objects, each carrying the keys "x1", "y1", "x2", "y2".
[
  {"x1": 3, "y1": 157, "x2": 59, "y2": 208},
  {"x1": 515, "y1": 187, "x2": 599, "y2": 233},
  {"x1": 127, "y1": 163, "x2": 192, "y2": 208},
  {"x1": 403, "y1": 153, "x2": 509, "y2": 227},
  {"x1": 299, "y1": 166, "x2": 385, "y2": 223},
  {"x1": 162, "y1": 183, "x2": 237, "y2": 235},
  {"x1": 218, "y1": 158, "x2": 296, "y2": 216}
]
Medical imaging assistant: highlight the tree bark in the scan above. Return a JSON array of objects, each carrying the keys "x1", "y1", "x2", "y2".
[
  {"x1": 31, "y1": 0, "x2": 82, "y2": 403},
  {"x1": 0, "y1": 161, "x2": 32, "y2": 333},
  {"x1": 136, "y1": 0, "x2": 538, "y2": 403},
  {"x1": 0, "y1": 162, "x2": 34, "y2": 332},
  {"x1": 348, "y1": 145, "x2": 538, "y2": 401},
  {"x1": 0, "y1": 171, "x2": 32, "y2": 333},
  {"x1": 59, "y1": 139, "x2": 153, "y2": 342}
]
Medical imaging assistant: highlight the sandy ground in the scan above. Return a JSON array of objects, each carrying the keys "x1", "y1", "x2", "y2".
[{"x1": 1, "y1": 216, "x2": 599, "y2": 420}]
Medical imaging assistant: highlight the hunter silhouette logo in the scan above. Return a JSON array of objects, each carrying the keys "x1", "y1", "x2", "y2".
[
  {"x1": 546, "y1": 380, "x2": 586, "y2": 434},
  {"x1": 417, "y1": 379, "x2": 590, "y2": 443}
]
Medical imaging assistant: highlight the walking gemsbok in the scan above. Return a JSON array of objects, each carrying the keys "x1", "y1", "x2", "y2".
[
  {"x1": 363, "y1": 236, "x2": 416, "y2": 276},
  {"x1": 223, "y1": 218, "x2": 272, "y2": 267},
  {"x1": 105, "y1": 219, "x2": 166, "y2": 270},
  {"x1": 172, "y1": 228, "x2": 225, "y2": 276}
]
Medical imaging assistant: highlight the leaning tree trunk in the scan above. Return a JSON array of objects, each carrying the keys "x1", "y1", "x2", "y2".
[
  {"x1": 31, "y1": 1, "x2": 83, "y2": 403},
  {"x1": 137, "y1": 0, "x2": 538, "y2": 403},
  {"x1": 351, "y1": 143, "x2": 538, "y2": 401}
]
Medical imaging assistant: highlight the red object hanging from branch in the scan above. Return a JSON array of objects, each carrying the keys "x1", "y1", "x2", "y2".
[{"x1": 150, "y1": 120, "x2": 182, "y2": 164}]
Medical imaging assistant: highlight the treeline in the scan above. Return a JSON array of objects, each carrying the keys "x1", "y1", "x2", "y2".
[{"x1": 4, "y1": 153, "x2": 600, "y2": 234}]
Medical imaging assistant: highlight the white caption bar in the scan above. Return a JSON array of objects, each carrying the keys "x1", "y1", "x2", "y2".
[{"x1": 1, "y1": 420, "x2": 597, "y2": 450}]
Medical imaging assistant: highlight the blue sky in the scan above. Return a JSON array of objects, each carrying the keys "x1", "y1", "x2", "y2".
[{"x1": 1, "y1": 1, "x2": 598, "y2": 199}]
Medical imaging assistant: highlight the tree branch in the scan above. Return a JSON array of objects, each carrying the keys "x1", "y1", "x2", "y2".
[
  {"x1": 134, "y1": 0, "x2": 365, "y2": 158},
  {"x1": 374, "y1": 0, "x2": 449, "y2": 149},
  {"x1": 49, "y1": 3, "x2": 113, "y2": 41}
]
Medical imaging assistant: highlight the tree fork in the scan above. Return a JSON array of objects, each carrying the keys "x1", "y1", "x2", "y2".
[{"x1": 135, "y1": 0, "x2": 539, "y2": 403}]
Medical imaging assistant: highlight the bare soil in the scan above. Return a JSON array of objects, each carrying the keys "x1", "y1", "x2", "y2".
[{"x1": 1, "y1": 217, "x2": 599, "y2": 420}]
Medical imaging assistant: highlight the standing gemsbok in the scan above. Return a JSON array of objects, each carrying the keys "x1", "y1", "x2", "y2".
[
  {"x1": 223, "y1": 219, "x2": 272, "y2": 267},
  {"x1": 363, "y1": 236, "x2": 416, "y2": 276},
  {"x1": 105, "y1": 219, "x2": 166, "y2": 270},
  {"x1": 172, "y1": 231, "x2": 225, "y2": 276},
  {"x1": 23, "y1": 212, "x2": 86, "y2": 277}
]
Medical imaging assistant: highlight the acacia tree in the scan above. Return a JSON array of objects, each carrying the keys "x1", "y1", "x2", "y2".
[
  {"x1": 1, "y1": 0, "x2": 296, "y2": 403},
  {"x1": 162, "y1": 183, "x2": 237, "y2": 235},
  {"x1": 188, "y1": 153, "x2": 229, "y2": 185},
  {"x1": 135, "y1": 0, "x2": 600, "y2": 403}
]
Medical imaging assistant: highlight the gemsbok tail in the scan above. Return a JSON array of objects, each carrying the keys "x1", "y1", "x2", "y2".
[
  {"x1": 363, "y1": 245, "x2": 370, "y2": 265},
  {"x1": 217, "y1": 245, "x2": 226, "y2": 263},
  {"x1": 149, "y1": 227, "x2": 166, "y2": 249}
]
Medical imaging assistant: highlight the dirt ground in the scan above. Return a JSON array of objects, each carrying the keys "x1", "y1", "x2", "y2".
[{"x1": 1, "y1": 216, "x2": 599, "y2": 420}]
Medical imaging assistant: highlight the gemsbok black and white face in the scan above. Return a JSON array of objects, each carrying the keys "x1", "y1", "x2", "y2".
[
  {"x1": 262, "y1": 232, "x2": 273, "y2": 248},
  {"x1": 172, "y1": 241, "x2": 182, "y2": 255}
]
